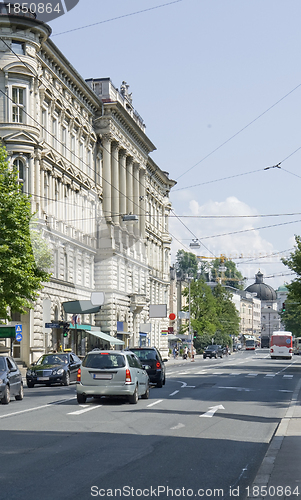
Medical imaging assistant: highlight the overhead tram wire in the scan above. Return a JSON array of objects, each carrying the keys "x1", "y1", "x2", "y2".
[
  {"x1": 175, "y1": 82, "x2": 301, "y2": 182},
  {"x1": 52, "y1": 0, "x2": 185, "y2": 37}
]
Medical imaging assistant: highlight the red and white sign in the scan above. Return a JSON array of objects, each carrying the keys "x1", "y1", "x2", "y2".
[{"x1": 169, "y1": 313, "x2": 176, "y2": 321}]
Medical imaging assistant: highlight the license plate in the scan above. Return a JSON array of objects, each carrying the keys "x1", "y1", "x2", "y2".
[
  {"x1": 93, "y1": 373, "x2": 112, "y2": 380},
  {"x1": 37, "y1": 377, "x2": 50, "y2": 381}
]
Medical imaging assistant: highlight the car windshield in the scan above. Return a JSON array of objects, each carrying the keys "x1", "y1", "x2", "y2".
[
  {"x1": 206, "y1": 345, "x2": 217, "y2": 350},
  {"x1": 83, "y1": 353, "x2": 126, "y2": 369},
  {"x1": 0, "y1": 357, "x2": 6, "y2": 370},
  {"x1": 130, "y1": 349, "x2": 157, "y2": 361},
  {"x1": 36, "y1": 354, "x2": 68, "y2": 366}
]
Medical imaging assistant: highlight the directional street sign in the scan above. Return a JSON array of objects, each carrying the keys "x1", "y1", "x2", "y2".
[
  {"x1": 15, "y1": 324, "x2": 22, "y2": 334},
  {"x1": 45, "y1": 323, "x2": 61, "y2": 329}
]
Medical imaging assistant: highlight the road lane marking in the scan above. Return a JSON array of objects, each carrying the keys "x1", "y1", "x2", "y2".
[
  {"x1": 170, "y1": 423, "x2": 185, "y2": 430},
  {"x1": 218, "y1": 386, "x2": 251, "y2": 392},
  {"x1": 247, "y1": 373, "x2": 258, "y2": 377},
  {"x1": 147, "y1": 399, "x2": 163, "y2": 407},
  {"x1": 265, "y1": 374, "x2": 276, "y2": 377},
  {"x1": 200, "y1": 404, "x2": 225, "y2": 418},
  {"x1": 230, "y1": 372, "x2": 240, "y2": 376},
  {"x1": 68, "y1": 405, "x2": 102, "y2": 415},
  {"x1": 195, "y1": 370, "x2": 207, "y2": 374},
  {"x1": 176, "y1": 381, "x2": 195, "y2": 388},
  {"x1": 0, "y1": 397, "x2": 76, "y2": 419},
  {"x1": 169, "y1": 390, "x2": 179, "y2": 396},
  {"x1": 283, "y1": 375, "x2": 293, "y2": 378}
]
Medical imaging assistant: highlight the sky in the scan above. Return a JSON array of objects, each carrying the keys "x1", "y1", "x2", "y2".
[{"x1": 47, "y1": 0, "x2": 301, "y2": 290}]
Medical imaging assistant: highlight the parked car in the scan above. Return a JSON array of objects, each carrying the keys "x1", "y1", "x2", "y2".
[
  {"x1": 203, "y1": 345, "x2": 224, "y2": 359},
  {"x1": 125, "y1": 347, "x2": 166, "y2": 387},
  {"x1": 76, "y1": 349, "x2": 149, "y2": 404},
  {"x1": 0, "y1": 353, "x2": 24, "y2": 404},
  {"x1": 26, "y1": 352, "x2": 81, "y2": 387}
]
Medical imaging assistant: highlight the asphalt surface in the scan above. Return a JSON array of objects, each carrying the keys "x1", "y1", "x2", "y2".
[{"x1": 1, "y1": 350, "x2": 300, "y2": 500}]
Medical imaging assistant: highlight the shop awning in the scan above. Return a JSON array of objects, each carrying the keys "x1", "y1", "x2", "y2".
[
  {"x1": 167, "y1": 334, "x2": 181, "y2": 341},
  {"x1": 89, "y1": 329, "x2": 124, "y2": 345},
  {"x1": 117, "y1": 331, "x2": 132, "y2": 336},
  {"x1": 62, "y1": 300, "x2": 100, "y2": 314}
]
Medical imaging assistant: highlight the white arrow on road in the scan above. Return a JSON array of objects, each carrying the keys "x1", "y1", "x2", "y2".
[{"x1": 200, "y1": 405, "x2": 225, "y2": 418}]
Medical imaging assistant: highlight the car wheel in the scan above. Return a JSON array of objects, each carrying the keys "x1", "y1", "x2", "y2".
[
  {"x1": 141, "y1": 383, "x2": 149, "y2": 399},
  {"x1": 163, "y1": 376, "x2": 166, "y2": 386},
  {"x1": 1, "y1": 385, "x2": 10, "y2": 405},
  {"x1": 77, "y1": 393, "x2": 86, "y2": 404},
  {"x1": 63, "y1": 371, "x2": 70, "y2": 386},
  {"x1": 129, "y1": 385, "x2": 139, "y2": 404},
  {"x1": 27, "y1": 381, "x2": 34, "y2": 388},
  {"x1": 157, "y1": 378, "x2": 163, "y2": 388},
  {"x1": 15, "y1": 383, "x2": 24, "y2": 401}
]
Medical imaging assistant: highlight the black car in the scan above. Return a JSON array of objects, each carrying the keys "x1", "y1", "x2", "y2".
[
  {"x1": 203, "y1": 345, "x2": 224, "y2": 359},
  {"x1": 26, "y1": 352, "x2": 81, "y2": 387},
  {"x1": 125, "y1": 347, "x2": 166, "y2": 387},
  {"x1": 0, "y1": 353, "x2": 24, "y2": 404}
]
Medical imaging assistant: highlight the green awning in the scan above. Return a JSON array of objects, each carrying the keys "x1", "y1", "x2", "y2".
[
  {"x1": 62, "y1": 300, "x2": 100, "y2": 314},
  {"x1": 89, "y1": 329, "x2": 124, "y2": 345}
]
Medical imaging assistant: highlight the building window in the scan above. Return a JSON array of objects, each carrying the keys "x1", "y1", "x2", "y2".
[
  {"x1": 11, "y1": 41, "x2": 25, "y2": 55},
  {"x1": 12, "y1": 87, "x2": 25, "y2": 123},
  {"x1": 61, "y1": 126, "x2": 67, "y2": 157},
  {"x1": 13, "y1": 158, "x2": 25, "y2": 192},
  {"x1": 52, "y1": 118, "x2": 57, "y2": 149}
]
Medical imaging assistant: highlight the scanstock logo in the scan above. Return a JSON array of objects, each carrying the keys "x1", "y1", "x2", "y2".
[{"x1": 6, "y1": 1, "x2": 80, "y2": 22}]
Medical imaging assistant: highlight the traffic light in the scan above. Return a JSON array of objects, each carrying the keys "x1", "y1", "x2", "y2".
[
  {"x1": 63, "y1": 322, "x2": 69, "y2": 337},
  {"x1": 193, "y1": 330, "x2": 197, "y2": 339},
  {"x1": 282, "y1": 303, "x2": 286, "y2": 312}
]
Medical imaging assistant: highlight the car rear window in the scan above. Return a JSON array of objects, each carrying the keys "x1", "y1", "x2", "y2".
[
  {"x1": 83, "y1": 353, "x2": 126, "y2": 369},
  {"x1": 130, "y1": 349, "x2": 157, "y2": 361},
  {"x1": 0, "y1": 357, "x2": 6, "y2": 370},
  {"x1": 206, "y1": 346, "x2": 217, "y2": 350}
]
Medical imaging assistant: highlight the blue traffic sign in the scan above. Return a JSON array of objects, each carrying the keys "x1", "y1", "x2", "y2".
[
  {"x1": 45, "y1": 323, "x2": 61, "y2": 329},
  {"x1": 16, "y1": 333, "x2": 23, "y2": 342},
  {"x1": 15, "y1": 324, "x2": 22, "y2": 333}
]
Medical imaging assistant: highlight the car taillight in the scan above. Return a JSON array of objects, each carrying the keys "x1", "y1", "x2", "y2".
[
  {"x1": 77, "y1": 368, "x2": 81, "y2": 382},
  {"x1": 289, "y1": 348, "x2": 293, "y2": 353},
  {"x1": 270, "y1": 348, "x2": 274, "y2": 353},
  {"x1": 125, "y1": 369, "x2": 131, "y2": 382},
  {"x1": 156, "y1": 361, "x2": 161, "y2": 369}
]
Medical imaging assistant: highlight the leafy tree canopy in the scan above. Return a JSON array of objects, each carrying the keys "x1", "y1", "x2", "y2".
[
  {"x1": 211, "y1": 258, "x2": 245, "y2": 290},
  {"x1": 0, "y1": 146, "x2": 50, "y2": 320},
  {"x1": 281, "y1": 236, "x2": 301, "y2": 336},
  {"x1": 175, "y1": 249, "x2": 198, "y2": 279}
]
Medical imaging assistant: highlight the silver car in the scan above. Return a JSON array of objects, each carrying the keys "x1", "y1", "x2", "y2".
[{"x1": 76, "y1": 350, "x2": 150, "y2": 404}]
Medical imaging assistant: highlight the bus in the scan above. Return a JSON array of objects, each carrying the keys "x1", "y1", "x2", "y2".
[
  {"x1": 245, "y1": 337, "x2": 256, "y2": 350},
  {"x1": 270, "y1": 331, "x2": 293, "y2": 359},
  {"x1": 293, "y1": 337, "x2": 301, "y2": 355}
]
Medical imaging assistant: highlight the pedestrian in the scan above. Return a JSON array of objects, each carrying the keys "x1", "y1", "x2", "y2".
[
  {"x1": 191, "y1": 346, "x2": 196, "y2": 362},
  {"x1": 173, "y1": 346, "x2": 178, "y2": 359}
]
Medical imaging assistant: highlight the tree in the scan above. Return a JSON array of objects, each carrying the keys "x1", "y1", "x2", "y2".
[
  {"x1": 175, "y1": 249, "x2": 198, "y2": 279},
  {"x1": 211, "y1": 258, "x2": 245, "y2": 290},
  {"x1": 281, "y1": 236, "x2": 301, "y2": 336},
  {"x1": 182, "y1": 279, "x2": 240, "y2": 352},
  {"x1": 0, "y1": 145, "x2": 51, "y2": 320}
]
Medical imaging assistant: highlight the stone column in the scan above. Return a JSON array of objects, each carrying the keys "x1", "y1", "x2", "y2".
[
  {"x1": 126, "y1": 156, "x2": 133, "y2": 215},
  {"x1": 119, "y1": 150, "x2": 127, "y2": 218},
  {"x1": 111, "y1": 142, "x2": 120, "y2": 224},
  {"x1": 102, "y1": 134, "x2": 112, "y2": 222},
  {"x1": 34, "y1": 153, "x2": 41, "y2": 214},
  {"x1": 139, "y1": 166, "x2": 146, "y2": 239},
  {"x1": 133, "y1": 162, "x2": 140, "y2": 237}
]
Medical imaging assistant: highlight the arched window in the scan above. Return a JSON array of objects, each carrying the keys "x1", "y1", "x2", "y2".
[{"x1": 13, "y1": 158, "x2": 25, "y2": 192}]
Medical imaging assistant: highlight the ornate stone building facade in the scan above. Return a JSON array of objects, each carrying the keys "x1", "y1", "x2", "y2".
[{"x1": 0, "y1": 9, "x2": 175, "y2": 364}]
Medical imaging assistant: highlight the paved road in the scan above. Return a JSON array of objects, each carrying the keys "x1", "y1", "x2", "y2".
[{"x1": 1, "y1": 349, "x2": 300, "y2": 500}]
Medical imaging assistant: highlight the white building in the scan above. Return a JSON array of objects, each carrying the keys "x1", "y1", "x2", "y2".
[{"x1": 0, "y1": 8, "x2": 175, "y2": 364}]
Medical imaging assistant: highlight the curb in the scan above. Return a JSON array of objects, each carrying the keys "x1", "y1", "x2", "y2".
[{"x1": 248, "y1": 378, "x2": 301, "y2": 499}]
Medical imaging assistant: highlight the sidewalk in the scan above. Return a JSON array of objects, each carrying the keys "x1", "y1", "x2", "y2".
[{"x1": 249, "y1": 378, "x2": 301, "y2": 499}]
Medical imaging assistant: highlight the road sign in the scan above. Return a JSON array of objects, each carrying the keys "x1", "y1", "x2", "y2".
[
  {"x1": 15, "y1": 333, "x2": 23, "y2": 342},
  {"x1": 45, "y1": 323, "x2": 61, "y2": 329},
  {"x1": 15, "y1": 324, "x2": 22, "y2": 334}
]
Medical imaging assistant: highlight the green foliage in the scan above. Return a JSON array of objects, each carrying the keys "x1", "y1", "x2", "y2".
[
  {"x1": 281, "y1": 236, "x2": 301, "y2": 335},
  {"x1": 182, "y1": 279, "x2": 239, "y2": 352},
  {"x1": 0, "y1": 145, "x2": 50, "y2": 320},
  {"x1": 175, "y1": 249, "x2": 198, "y2": 279},
  {"x1": 211, "y1": 258, "x2": 245, "y2": 289}
]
